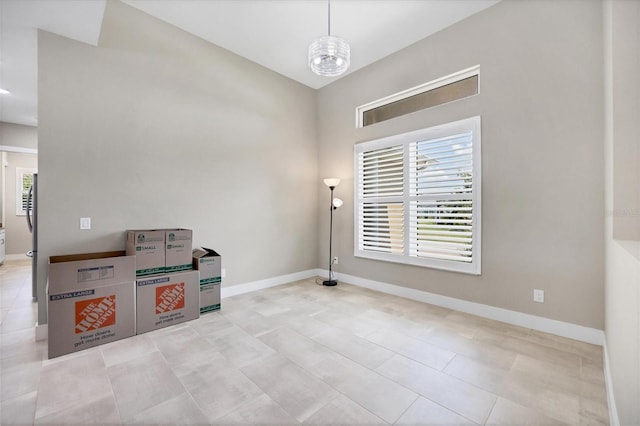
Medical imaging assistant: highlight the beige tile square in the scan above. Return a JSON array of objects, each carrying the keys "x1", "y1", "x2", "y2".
[
  {"x1": 203, "y1": 323, "x2": 252, "y2": 348},
  {"x1": 35, "y1": 350, "x2": 113, "y2": 420},
  {"x1": 100, "y1": 333, "x2": 158, "y2": 367},
  {"x1": 213, "y1": 393, "x2": 298, "y2": 425},
  {"x1": 395, "y1": 396, "x2": 478, "y2": 425},
  {"x1": 311, "y1": 326, "x2": 395, "y2": 369},
  {"x1": 357, "y1": 308, "x2": 432, "y2": 338},
  {"x1": 0, "y1": 327, "x2": 47, "y2": 360},
  {"x1": 1, "y1": 349, "x2": 43, "y2": 402},
  {"x1": 376, "y1": 354, "x2": 497, "y2": 424},
  {"x1": 578, "y1": 395, "x2": 610, "y2": 425},
  {"x1": 304, "y1": 393, "x2": 386, "y2": 425},
  {"x1": 443, "y1": 355, "x2": 509, "y2": 395},
  {"x1": 366, "y1": 328, "x2": 456, "y2": 370},
  {"x1": 534, "y1": 388, "x2": 580, "y2": 425},
  {"x1": 222, "y1": 308, "x2": 285, "y2": 336},
  {"x1": 240, "y1": 354, "x2": 338, "y2": 422},
  {"x1": 310, "y1": 352, "x2": 418, "y2": 423},
  {"x1": 35, "y1": 393, "x2": 121, "y2": 425},
  {"x1": 581, "y1": 356, "x2": 606, "y2": 385},
  {"x1": 486, "y1": 397, "x2": 567, "y2": 425},
  {"x1": 500, "y1": 372, "x2": 581, "y2": 425},
  {"x1": 510, "y1": 354, "x2": 606, "y2": 407},
  {"x1": 1, "y1": 391, "x2": 38, "y2": 426},
  {"x1": 528, "y1": 329, "x2": 603, "y2": 362},
  {"x1": 283, "y1": 313, "x2": 330, "y2": 338},
  {"x1": 474, "y1": 330, "x2": 581, "y2": 374},
  {"x1": 420, "y1": 325, "x2": 517, "y2": 370},
  {"x1": 188, "y1": 312, "x2": 235, "y2": 337},
  {"x1": 310, "y1": 308, "x2": 381, "y2": 338},
  {"x1": 177, "y1": 360, "x2": 263, "y2": 420},
  {"x1": 107, "y1": 351, "x2": 186, "y2": 421},
  {"x1": 0, "y1": 304, "x2": 38, "y2": 333},
  {"x1": 445, "y1": 311, "x2": 530, "y2": 339},
  {"x1": 130, "y1": 392, "x2": 210, "y2": 425},
  {"x1": 511, "y1": 354, "x2": 579, "y2": 385},
  {"x1": 218, "y1": 334, "x2": 276, "y2": 368},
  {"x1": 258, "y1": 327, "x2": 335, "y2": 369}
]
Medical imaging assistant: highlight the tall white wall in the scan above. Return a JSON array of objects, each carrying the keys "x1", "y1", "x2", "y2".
[
  {"x1": 37, "y1": 1, "x2": 318, "y2": 323},
  {"x1": 604, "y1": 1, "x2": 640, "y2": 424},
  {"x1": 317, "y1": 0, "x2": 605, "y2": 329}
]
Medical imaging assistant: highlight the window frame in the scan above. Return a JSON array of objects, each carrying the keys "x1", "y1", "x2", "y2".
[
  {"x1": 16, "y1": 167, "x2": 36, "y2": 216},
  {"x1": 354, "y1": 116, "x2": 482, "y2": 275},
  {"x1": 355, "y1": 65, "x2": 480, "y2": 128}
]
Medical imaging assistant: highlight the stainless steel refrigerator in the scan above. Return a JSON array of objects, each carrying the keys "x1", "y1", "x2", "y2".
[{"x1": 26, "y1": 173, "x2": 37, "y2": 301}]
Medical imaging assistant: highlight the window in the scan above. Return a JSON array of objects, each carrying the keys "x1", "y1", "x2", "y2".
[
  {"x1": 354, "y1": 117, "x2": 481, "y2": 274},
  {"x1": 16, "y1": 168, "x2": 36, "y2": 216},
  {"x1": 356, "y1": 66, "x2": 479, "y2": 128}
]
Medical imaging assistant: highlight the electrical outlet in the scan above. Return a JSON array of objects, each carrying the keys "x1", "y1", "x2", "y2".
[
  {"x1": 533, "y1": 289, "x2": 545, "y2": 303},
  {"x1": 80, "y1": 217, "x2": 91, "y2": 230},
  {"x1": 332, "y1": 256, "x2": 338, "y2": 265}
]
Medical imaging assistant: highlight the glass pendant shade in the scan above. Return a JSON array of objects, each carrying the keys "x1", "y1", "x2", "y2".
[{"x1": 309, "y1": 35, "x2": 350, "y2": 77}]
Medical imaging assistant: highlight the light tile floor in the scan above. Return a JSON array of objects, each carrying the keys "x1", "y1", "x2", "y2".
[{"x1": 0, "y1": 259, "x2": 609, "y2": 425}]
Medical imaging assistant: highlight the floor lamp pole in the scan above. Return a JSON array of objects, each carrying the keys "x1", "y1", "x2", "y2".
[{"x1": 323, "y1": 185, "x2": 337, "y2": 286}]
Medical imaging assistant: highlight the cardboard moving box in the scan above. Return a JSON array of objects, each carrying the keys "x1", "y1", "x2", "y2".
[
  {"x1": 193, "y1": 248, "x2": 222, "y2": 313},
  {"x1": 48, "y1": 251, "x2": 135, "y2": 294},
  {"x1": 165, "y1": 229, "x2": 193, "y2": 273},
  {"x1": 48, "y1": 281, "x2": 135, "y2": 358},
  {"x1": 126, "y1": 230, "x2": 165, "y2": 276},
  {"x1": 135, "y1": 270, "x2": 199, "y2": 334}
]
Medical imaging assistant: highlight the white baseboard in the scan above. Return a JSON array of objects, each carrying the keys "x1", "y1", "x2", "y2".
[
  {"x1": 221, "y1": 269, "x2": 320, "y2": 299},
  {"x1": 35, "y1": 323, "x2": 48, "y2": 341},
  {"x1": 329, "y1": 270, "x2": 604, "y2": 346},
  {"x1": 603, "y1": 338, "x2": 620, "y2": 426},
  {"x1": 216, "y1": 268, "x2": 604, "y2": 346}
]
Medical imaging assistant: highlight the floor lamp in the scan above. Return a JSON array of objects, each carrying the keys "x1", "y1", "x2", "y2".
[{"x1": 323, "y1": 178, "x2": 343, "y2": 286}]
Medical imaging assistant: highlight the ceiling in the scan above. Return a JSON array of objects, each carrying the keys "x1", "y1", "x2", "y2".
[{"x1": 0, "y1": 0, "x2": 499, "y2": 128}]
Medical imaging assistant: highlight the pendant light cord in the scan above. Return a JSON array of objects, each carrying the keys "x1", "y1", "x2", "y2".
[{"x1": 327, "y1": 0, "x2": 331, "y2": 36}]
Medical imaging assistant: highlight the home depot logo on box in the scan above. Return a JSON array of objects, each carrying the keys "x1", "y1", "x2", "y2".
[
  {"x1": 75, "y1": 295, "x2": 116, "y2": 334},
  {"x1": 155, "y1": 283, "x2": 184, "y2": 314}
]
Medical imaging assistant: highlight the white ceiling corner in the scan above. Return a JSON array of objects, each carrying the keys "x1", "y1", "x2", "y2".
[{"x1": 0, "y1": 0, "x2": 499, "y2": 127}]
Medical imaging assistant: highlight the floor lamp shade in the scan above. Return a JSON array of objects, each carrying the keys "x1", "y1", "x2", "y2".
[{"x1": 324, "y1": 178, "x2": 340, "y2": 188}]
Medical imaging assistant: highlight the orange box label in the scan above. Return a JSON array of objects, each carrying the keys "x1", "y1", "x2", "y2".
[
  {"x1": 75, "y1": 295, "x2": 116, "y2": 334},
  {"x1": 155, "y1": 283, "x2": 185, "y2": 314}
]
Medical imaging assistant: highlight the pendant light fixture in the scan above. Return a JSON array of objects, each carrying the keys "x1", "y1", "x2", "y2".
[{"x1": 308, "y1": 0, "x2": 350, "y2": 77}]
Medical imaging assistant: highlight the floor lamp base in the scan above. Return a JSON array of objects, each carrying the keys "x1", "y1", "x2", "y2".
[{"x1": 322, "y1": 280, "x2": 338, "y2": 286}]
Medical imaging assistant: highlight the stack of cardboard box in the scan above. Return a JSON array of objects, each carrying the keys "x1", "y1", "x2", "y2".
[
  {"x1": 47, "y1": 228, "x2": 223, "y2": 358},
  {"x1": 126, "y1": 229, "x2": 199, "y2": 334},
  {"x1": 192, "y1": 247, "x2": 222, "y2": 314}
]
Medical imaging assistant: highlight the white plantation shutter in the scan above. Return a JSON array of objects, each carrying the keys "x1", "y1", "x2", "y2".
[
  {"x1": 409, "y1": 132, "x2": 474, "y2": 263},
  {"x1": 16, "y1": 168, "x2": 36, "y2": 216},
  {"x1": 355, "y1": 117, "x2": 481, "y2": 274},
  {"x1": 357, "y1": 145, "x2": 404, "y2": 255}
]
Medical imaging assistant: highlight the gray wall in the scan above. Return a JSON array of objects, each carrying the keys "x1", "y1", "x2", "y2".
[
  {"x1": 0, "y1": 122, "x2": 38, "y2": 150},
  {"x1": 317, "y1": 0, "x2": 605, "y2": 329},
  {"x1": 604, "y1": 0, "x2": 640, "y2": 424},
  {"x1": 37, "y1": 0, "x2": 318, "y2": 323}
]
